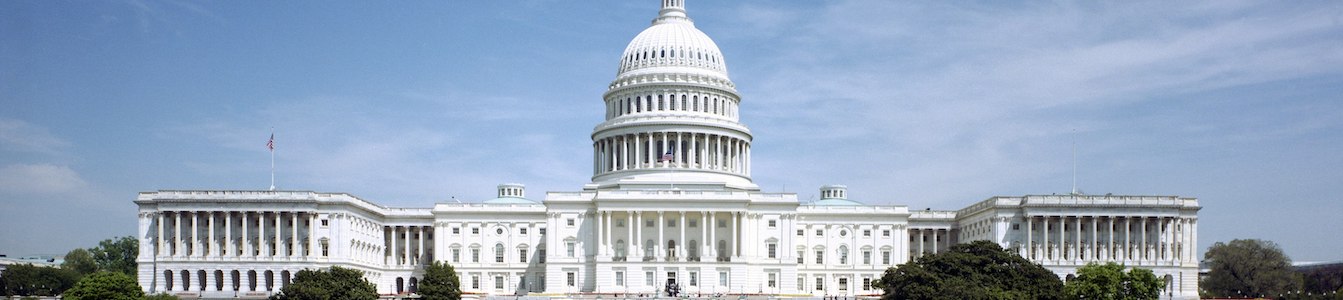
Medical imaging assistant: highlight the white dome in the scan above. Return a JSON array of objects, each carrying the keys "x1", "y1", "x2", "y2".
[{"x1": 616, "y1": 3, "x2": 727, "y2": 76}]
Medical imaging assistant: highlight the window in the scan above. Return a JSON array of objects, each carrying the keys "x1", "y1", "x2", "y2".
[
  {"x1": 840, "y1": 230, "x2": 848, "y2": 237},
  {"x1": 320, "y1": 219, "x2": 328, "y2": 226},
  {"x1": 668, "y1": 220, "x2": 677, "y2": 227},
  {"x1": 768, "y1": 273, "x2": 777, "y2": 288},
  {"x1": 815, "y1": 277, "x2": 824, "y2": 290},
  {"x1": 566, "y1": 272, "x2": 575, "y2": 287},
  {"x1": 495, "y1": 244, "x2": 505, "y2": 263},
  {"x1": 689, "y1": 272, "x2": 698, "y2": 286},
  {"x1": 615, "y1": 272, "x2": 624, "y2": 286},
  {"x1": 717, "y1": 220, "x2": 726, "y2": 228},
  {"x1": 1012, "y1": 223, "x2": 1020, "y2": 230},
  {"x1": 520, "y1": 228, "x2": 528, "y2": 235},
  {"x1": 496, "y1": 228, "x2": 504, "y2": 235},
  {"x1": 617, "y1": 220, "x2": 625, "y2": 227},
  {"x1": 840, "y1": 248, "x2": 849, "y2": 264},
  {"x1": 767, "y1": 243, "x2": 777, "y2": 258},
  {"x1": 321, "y1": 241, "x2": 329, "y2": 257},
  {"x1": 539, "y1": 228, "x2": 546, "y2": 235},
  {"x1": 815, "y1": 250, "x2": 824, "y2": 264},
  {"x1": 797, "y1": 251, "x2": 804, "y2": 264},
  {"x1": 646, "y1": 271, "x2": 654, "y2": 286},
  {"x1": 495, "y1": 276, "x2": 504, "y2": 289},
  {"x1": 863, "y1": 230, "x2": 871, "y2": 237},
  {"x1": 566, "y1": 218, "x2": 575, "y2": 226},
  {"x1": 471, "y1": 228, "x2": 479, "y2": 235},
  {"x1": 519, "y1": 249, "x2": 528, "y2": 263},
  {"x1": 862, "y1": 251, "x2": 871, "y2": 265},
  {"x1": 471, "y1": 248, "x2": 480, "y2": 262},
  {"x1": 688, "y1": 220, "x2": 697, "y2": 227},
  {"x1": 798, "y1": 277, "x2": 805, "y2": 291},
  {"x1": 768, "y1": 220, "x2": 777, "y2": 227},
  {"x1": 796, "y1": 229, "x2": 804, "y2": 236},
  {"x1": 882, "y1": 230, "x2": 891, "y2": 237},
  {"x1": 863, "y1": 278, "x2": 872, "y2": 291},
  {"x1": 646, "y1": 220, "x2": 654, "y2": 227},
  {"x1": 538, "y1": 248, "x2": 546, "y2": 263},
  {"x1": 566, "y1": 242, "x2": 576, "y2": 257},
  {"x1": 452, "y1": 227, "x2": 460, "y2": 234},
  {"x1": 838, "y1": 278, "x2": 848, "y2": 291},
  {"x1": 452, "y1": 248, "x2": 461, "y2": 262},
  {"x1": 882, "y1": 250, "x2": 891, "y2": 265},
  {"x1": 815, "y1": 229, "x2": 823, "y2": 236},
  {"x1": 471, "y1": 275, "x2": 480, "y2": 289},
  {"x1": 719, "y1": 271, "x2": 728, "y2": 286}
]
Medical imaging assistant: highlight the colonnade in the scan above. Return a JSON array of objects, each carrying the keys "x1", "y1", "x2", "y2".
[
  {"x1": 605, "y1": 90, "x2": 738, "y2": 119},
  {"x1": 384, "y1": 225, "x2": 432, "y2": 267},
  {"x1": 908, "y1": 228, "x2": 952, "y2": 259},
  {"x1": 155, "y1": 268, "x2": 298, "y2": 293},
  {"x1": 1022, "y1": 216, "x2": 1196, "y2": 264},
  {"x1": 149, "y1": 211, "x2": 318, "y2": 259},
  {"x1": 593, "y1": 132, "x2": 750, "y2": 176},
  {"x1": 578, "y1": 211, "x2": 770, "y2": 262}
]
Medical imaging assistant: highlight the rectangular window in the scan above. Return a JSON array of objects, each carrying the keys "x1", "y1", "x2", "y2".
[
  {"x1": 815, "y1": 229, "x2": 823, "y2": 236},
  {"x1": 566, "y1": 218, "x2": 575, "y2": 226},
  {"x1": 520, "y1": 228, "x2": 528, "y2": 235},
  {"x1": 883, "y1": 229, "x2": 891, "y2": 237},
  {"x1": 520, "y1": 249, "x2": 528, "y2": 263},
  {"x1": 863, "y1": 251, "x2": 871, "y2": 265},
  {"x1": 668, "y1": 220, "x2": 677, "y2": 227},
  {"x1": 767, "y1": 243, "x2": 777, "y2": 258},
  {"x1": 617, "y1": 220, "x2": 625, "y2": 227},
  {"x1": 471, "y1": 228, "x2": 479, "y2": 235},
  {"x1": 567, "y1": 242, "x2": 576, "y2": 257},
  {"x1": 798, "y1": 277, "x2": 805, "y2": 291},
  {"x1": 839, "y1": 278, "x2": 848, "y2": 291},
  {"x1": 718, "y1": 220, "x2": 726, "y2": 228},
  {"x1": 719, "y1": 271, "x2": 728, "y2": 286},
  {"x1": 646, "y1": 272, "x2": 655, "y2": 286},
  {"x1": 566, "y1": 272, "x2": 575, "y2": 287},
  {"x1": 472, "y1": 275, "x2": 480, "y2": 289},
  {"x1": 539, "y1": 228, "x2": 546, "y2": 235},
  {"x1": 689, "y1": 220, "x2": 697, "y2": 227},
  {"x1": 863, "y1": 278, "x2": 872, "y2": 291},
  {"x1": 452, "y1": 249, "x2": 461, "y2": 262},
  {"x1": 689, "y1": 272, "x2": 698, "y2": 286},
  {"x1": 495, "y1": 276, "x2": 504, "y2": 289},
  {"x1": 796, "y1": 229, "x2": 804, "y2": 236},
  {"x1": 538, "y1": 249, "x2": 546, "y2": 263},
  {"x1": 646, "y1": 220, "x2": 655, "y2": 227},
  {"x1": 815, "y1": 251, "x2": 824, "y2": 264},
  {"x1": 1012, "y1": 223, "x2": 1020, "y2": 230},
  {"x1": 768, "y1": 273, "x2": 777, "y2": 288},
  {"x1": 815, "y1": 277, "x2": 824, "y2": 291},
  {"x1": 472, "y1": 249, "x2": 480, "y2": 262},
  {"x1": 863, "y1": 229, "x2": 871, "y2": 237},
  {"x1": 321, "y1": 242, "x2": 329, "y2": 257},
  {"x1": 320, "y1": 219, "x2": 328, "y2": 227},
  {"x1": 768, "y1": 220, "x2": 777, "y2": 227},
  {"x1": 452, "y1": 227, "x2": 460, "y2": 234},
  {"x1": 496, "y1": 249, "x2": 505, "y2": 263},
  {"x1": 882, "y1": 250, "x2": 891, "y2": 265},
  {"x1": 797, "y1": 251, "x2": 804, "y2": 264},
  {"x1": 615, "y1": 272, "x2": 624, "y2": 286}
]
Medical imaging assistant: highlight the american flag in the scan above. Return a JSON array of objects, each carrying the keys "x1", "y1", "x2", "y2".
[
  {"x1": 661, "y1": 151, "x2": 674, "y2": 162},
  {"x1": 267, "y1": 133, "x2": 274, "y2": 151}
]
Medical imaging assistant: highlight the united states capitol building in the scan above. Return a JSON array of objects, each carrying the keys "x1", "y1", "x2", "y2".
[{"x1": 133, "y1": 1, "x2": 1202, "y2": 299}]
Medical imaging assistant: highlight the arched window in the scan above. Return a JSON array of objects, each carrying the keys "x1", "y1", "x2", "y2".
[
  {"x1": 197, "y1": 270, "x2": 207, "y2": 291},
  {"x1": 717, "y1": 240, "x2": 727, "y2": 259},
  {"x1": 181, "y1": 270, "x2": 191, "y2": 291},
  {"x1": 495, "y1": 243, "x2": 506, "y2": 263},
  {"x1": 838, "y1": 246, "x2": 850, "y2": 265},
  {"x1": 231, "y1": 270, "x2": 241, "y2": 291},
  {"x1": 164, "y1": 270, "x2": 174, "y2": 291},
  {"x1": 645, "y1": 239, "x2": 655, "y2": 258},
  {"x1": 667, "y1": 240, "x2": 677, "y2": 258},
  {"x1": 616, "y1": 240, "x2": 627, "y2": 258},
  {"x1": 410, "y1": 277, "x2": 419, "y2": 293},
  {"x1": 265, "y1": 270, "x2": 274, "y2": 291},
  {"x1": 248, "y1": 270, "x2": 257, "y2": 291},
  {"x1": 214, "y1": 270, "x2": 224, "y2": 291},
  {"x1": 688, "y1": 240, "x2": 698, "y2": 258},
  {"x1": 396, "y1": 277, "x2": 405, "y2": 294}
]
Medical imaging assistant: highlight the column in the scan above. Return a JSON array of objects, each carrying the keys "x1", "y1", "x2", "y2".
[
  {"x1": 626, "y1": 211, "x2": 634, "y2": 258},
  {"x1": 1140, "y1": 217, "x2": 1147, "y2": 261},
  {"x1": 690, "y1": 133, "x2": 698, "y2": 167},
  {"x1": 1042, "y1": 217, "x2": 1049, "y2": 260},
  {"x1": 657, "y1": 211, "x2": 665, "y2": 259},
  {"x1": 701, "y1": 212, "x2": 708, "y2": 259},
  {"x1": 190, "y1": 211, "x2": 199, "y2": 257},
  {"x1": 309, "y1": 213, "x2": 317, "y2": 258},
  {"x1": 207, "y1": 212, "x2": 215, "y2": 257},
  {"x1": 635, "y1": 212, "x2": 643, "y2": 258},
  {"x1": 1074, "y1": 217, "x2": 1081, "y2": 261},
  {"x1": 1089, "y1": 217, "x2": 1097, "y2": 261},
  {"x1": 708, "y1": 212, "x2": 717, "y2": 258},
  {"x1": 917, "y1": 229, "x2": 925, "y2": 257},
  {"x1": 1124, "y1": 217, "x2": 1131, "y2": 260},
  {"x1": 174, "y1": 212, "x2": 183, "y2": 257},
  {"x1": 419, "y1": 226, "x2": 426, "y2": 265},
  {"x1": 243, "y1": 212, "x2": 251, "y2": 257},
  {"x1": 731, "y1": 212, "x2": 739, "y2": 257},
  {"x1": 676, "y1": 132, "x2": 684, "y2": 166},
  {"x1": 225, "y1": 212, "x2": 234, "y2": 257},
  {"x1": 291, "y1": 213, "x2": 298, "y2": 258},
  {"x1": 932, "y1": 230, "x2": 939, "y2": 254},
  {"x1": 678, "y1": 211, "x2": 686, "y2": 258},
  {"x1": 1057, "y1": 217, "x2": 1064, "y2": 262},
  {"x1": 1025, "y1": 217, "x2": 1033, "y2": 260},
  {"x1": 155, "y1": 213, "x2": 165, "y2": 257},
  {"x1": 273, "y1": 212, "x2": 281, "y2": 258},
  {"x1": 404, "y1": 226, "x2": 411, "y2": 266}
]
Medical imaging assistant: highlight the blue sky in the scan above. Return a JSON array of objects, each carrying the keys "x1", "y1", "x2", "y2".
[{"x1": 2, "y1": 1, "x2": 1341, "y2": 262}]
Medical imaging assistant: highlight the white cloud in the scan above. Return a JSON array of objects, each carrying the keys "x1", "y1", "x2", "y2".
[
  {"x1": 0, "y1": 118, "x2": 69, "y2": 155},
  {"x1": 0, "y1": 163, "x2": 88, "y2": 195}
]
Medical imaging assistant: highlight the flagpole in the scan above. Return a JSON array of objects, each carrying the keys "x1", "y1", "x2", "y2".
[{"x1": 269, "y1": 128, "x2": 276, "y2": 191}]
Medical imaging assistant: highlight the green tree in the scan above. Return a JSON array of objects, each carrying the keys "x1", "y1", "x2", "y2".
[
  {"x1": 144, "y1": 292, "x2": 182, "y2": 300},
  {"x1": 876, "y1": 240, "x2": 1064, "y2": 300},
  {"x1": 90, "y1": 236, "x2": 140, "y2": 277},
  {"x1": 62, "y1": 248, "x2": 100, "y2": 276},
  {"x1": 1202, "y1": 239, "x2": 1301, "y2": 298},
  {"x1": 62, "y1": 271, "x2": 145, "y2": 300},
  {"x1": 419, "y1": 261, "x2": 462, "y2": 300},
  {"x1": 1, "y1": 263, "x2": 78, "y2": 296},
  {"x1": 270, "y1": 266, "x2": 377, "y2": 300},
  {"x1": 1063, "y1": 262, "x2": 1164, "y2": 300}
]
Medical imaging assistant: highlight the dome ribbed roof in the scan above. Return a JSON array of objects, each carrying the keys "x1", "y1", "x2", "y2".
[{"x1": 616, "y1": 3, "x2": 727, "y2": 76}]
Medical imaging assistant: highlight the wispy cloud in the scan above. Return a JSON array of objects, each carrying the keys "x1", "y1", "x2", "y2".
[
  {"x1": 0, "y1": 163, "x2": 88, "y2": 196},
  {"x1": 0, "y1": 118, "x2": 70, "y2": 155}
]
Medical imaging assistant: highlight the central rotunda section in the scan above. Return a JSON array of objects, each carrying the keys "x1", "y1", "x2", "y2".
[{"x1": 590, "y1": 0, "x2": 756, "y2": 190}]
